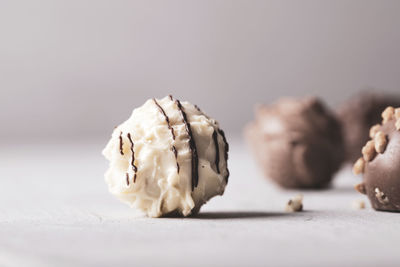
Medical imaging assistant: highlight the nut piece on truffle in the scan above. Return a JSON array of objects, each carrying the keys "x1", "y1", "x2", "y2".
[
  {"x1": 374, "y1": 131, "x2": 387, "y2": 154},
  {"x1": 382, "y1": 106, "x2": 395, "y2": 123},
  {"x1": 353, "y1": 157, "x2": 365, "y2": 175},
  {"x1": 361, "y1": 140, "x2": 376, "y2": 162},
  {"x1": 353, "y1": 105, "x2": 400, "y2": 212},
  {"x1": 285, "y1": 195, "x2": 303, "y2": 212},
  {"x1": 337, "y1": 91, "x2": 400, "y2": 163},
  {"x1": 396, "y1": 119, "x2": 400, "y2": 131},
  {"x1": 354, "y1": 183, "x2": 367, "y2": 194},
  {"x1": 395, "y1": 108, "x2": 400, "y2": 120},
  {"x1": 374, "y1": 188, "x2": 389, "y2": 205},
  {"x1": 369, "y1": 124, "x2": 381, "y2": 139},
  {"x1": 102, "y1": 95, "x2": 229, "y2": 217},
  {"x1": 245, "y1": 97, "x2": 344, "y2": 189}
]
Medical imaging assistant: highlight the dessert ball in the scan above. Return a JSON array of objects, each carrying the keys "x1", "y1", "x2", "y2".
[
  {"x1": 245, "y1": 97, "x2": 344, "y2": 189},
  {"x1": 353, "y1": 106, "x2": 400, "y2": 212},
  {"x1": 103, "y1": 95, "x2": 229, "y2": 217},
  {"x1": 337, "y1": 91, "x2": 400, "y2": 163}
]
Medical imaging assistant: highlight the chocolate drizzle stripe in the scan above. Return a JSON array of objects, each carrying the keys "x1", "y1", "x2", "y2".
[
  {"x1": 173, "y1": 97, "x2": 199, "y2": 191},
  {"x1": 218, "y1": 129, "x2": 229, "y2": 182},
  {"x1": 153, "y1": 98, "x2": 176, "y2": 140},
  {"x1": 194, "y1": 104, "x2": 201, "y2": 113},
  {"x1": 218, "y1": 129, "x2": 229, "y2": 159},
  {"x1": 127, "y1": 133, "x2": 138, "y2": 182},
  {"x1": 119, "y1": 132, "x2": 124, "y2": 155},
  {"x1": 153, "y1": 98, "x2": 180, "y2": 173},
  {"x1": 194, "y1": 104, "x2": 212, "y2": 121},
  {"x1": 212, "y1": 129, "x2": 220, "y2": 174},
  {"x1": 171, "y1": 146, "x2": 180, "y2": 173},
  {"x1": 126, "y1": 173, "x2": 130, "y2": 186}
]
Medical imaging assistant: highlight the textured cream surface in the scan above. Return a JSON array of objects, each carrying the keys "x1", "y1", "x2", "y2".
[{"x1": 102, "y1": 96, "x2": 229, "y2": 217}]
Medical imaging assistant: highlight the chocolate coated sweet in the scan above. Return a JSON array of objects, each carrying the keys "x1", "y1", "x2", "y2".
[
  {"x1": 245, "y1": 97, "x2": 344, "y2": 189},
  {"x1": 337, "y1": 91, "x2": 400, "y2": 163},
  {"x1": 354, "y1": 107, "x2": 400, "y2": 212}
]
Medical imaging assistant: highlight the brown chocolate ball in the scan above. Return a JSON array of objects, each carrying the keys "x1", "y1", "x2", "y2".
[
  {"x1": 337, "y1": 91, "x2": 400, "y2": 163},
  {"x1": 354, "y1": 107, "x2": 400, "y2": 211},
  {"x1": 245, "y1": 97, "x2": 344, "y2": 189}
]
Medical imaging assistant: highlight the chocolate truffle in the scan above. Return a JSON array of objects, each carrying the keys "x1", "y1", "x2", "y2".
[
  {"x1": 103, "y1": 95, "x2": 229, "y2": 217},
  {"x1": 337, "y1": 91, "x2": 400, "y2": 163},
  {"x1": 354, "y1": 106, "x2": 400, "y2": 212},
  {"x1": 245, "y1": 97, "x2": 344, "y2": 189}
]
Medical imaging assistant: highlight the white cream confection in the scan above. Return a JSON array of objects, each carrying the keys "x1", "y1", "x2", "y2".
[{"x1": 102, "y1": 95, "x2": 229, "y2": 217}]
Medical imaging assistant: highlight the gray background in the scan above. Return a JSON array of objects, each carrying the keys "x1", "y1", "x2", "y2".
[{"x1": 1, "y1": 0, "x2": 400, "y2": 141}]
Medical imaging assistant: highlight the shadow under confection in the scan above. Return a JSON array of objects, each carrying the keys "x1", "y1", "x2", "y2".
[{"x1": 191, "y1": 211, "x2": 306, "y2": 220}]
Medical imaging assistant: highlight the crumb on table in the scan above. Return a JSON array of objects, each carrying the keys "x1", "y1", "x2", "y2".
[{"x1": 285, "y1": 194, "x2": 303, "y2": 212}]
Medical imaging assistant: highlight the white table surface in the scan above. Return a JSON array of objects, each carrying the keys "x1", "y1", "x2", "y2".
[{"x1": 1, "y1": 138, "x2": 400, "y2": 267}]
